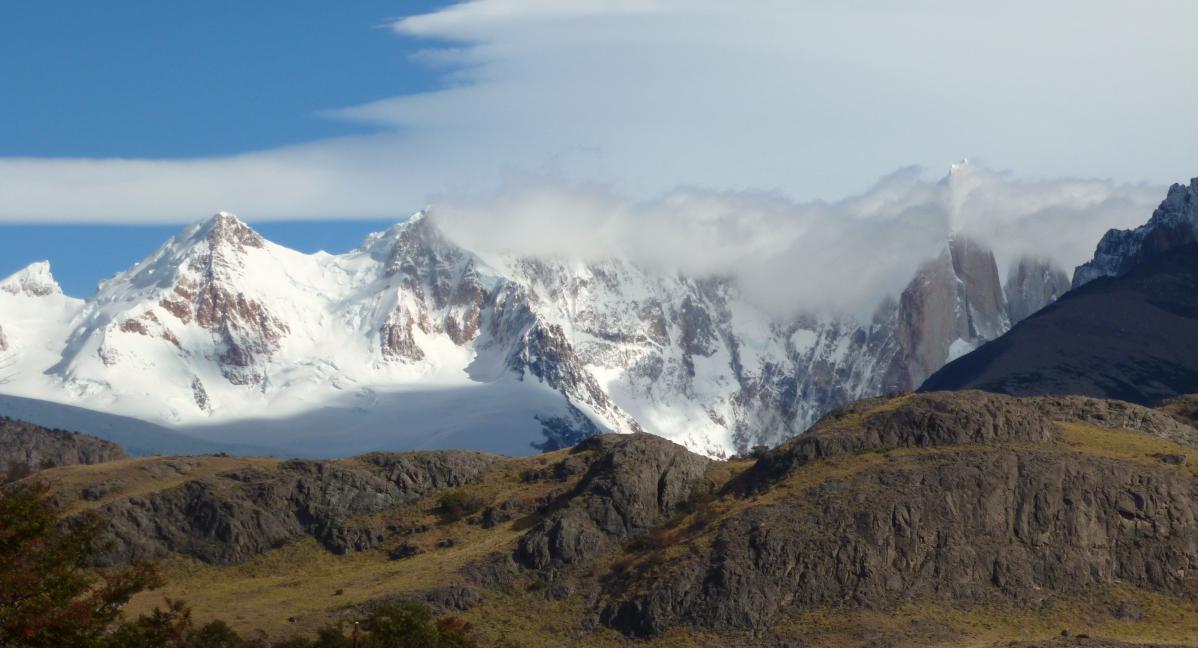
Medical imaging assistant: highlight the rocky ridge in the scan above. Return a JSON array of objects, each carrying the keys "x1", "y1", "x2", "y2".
[
  {"x1": 0, "y1": 416, "x2": 127, "y2": 472},
  {"x1": 1074, "y1": 177, "x2": 1198, "y2": 287},
  {"x1": 26, "y1": 390, "x2": 1198, "y2": 645},
  {"x1": 85, "y1": 451, "x2": 498, "y2": 566},
  {"x1": 597, "y1": 391, "x2": 1198, "y2": 637}
]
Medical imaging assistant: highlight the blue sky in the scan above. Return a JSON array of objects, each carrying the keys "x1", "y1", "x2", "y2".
[
  {"x1": 1, "y1": 1, "x2": 448, "y2": 295},
  {"x1": 3, "y1": 1, "x2": 1198, "y2": 303},
  {"x1": 3, "y1": 221, "x2": 398, "y2": 298},
  {"x1": 0, "y1": 1, "x2": 450, "y2": 158}
]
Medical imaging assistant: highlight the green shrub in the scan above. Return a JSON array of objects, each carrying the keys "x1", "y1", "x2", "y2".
[{"x1": 436, "y1": 490, "x2": 485, "y2": 522}]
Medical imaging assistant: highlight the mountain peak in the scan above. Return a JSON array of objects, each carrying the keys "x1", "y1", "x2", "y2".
[
  {"x1": 198, "y1": 211, "x2": 264, "y2": 249},
  {"x1": 364, "y1": 209, "x2": 464, "y2": 273},
  {"x1": 0, "y1": 260, "x2": 63, "y2": 297},
  {"x1": 1073, "y1": 178, "x2": 1198, "y2": 287}
]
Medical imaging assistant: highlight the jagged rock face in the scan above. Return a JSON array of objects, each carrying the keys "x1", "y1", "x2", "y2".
[
  {"x1": 516, "y1": 433, "x2": 710, "y2": 574},
  {"x1": 1005, "y1": 256, "x2": 1070, "y2": 323},
  {"x1": 88, "y1": 450, "x2": 498, "y2": 566},
  {"x1": 161, "y1": 214, "x2": 288, "y2": 385},
  {"x1": 949, "y1": 237, "x2": 1008, "y2": 340},
  {"x1": 510, "y1": 318, "x2": 643, "y2": 437},
  {"x1": 370, "y1": 214, "x2": 489, "y2": 359},
  {"x1": 0, "y1": 416, "x2": 126, "y2": 471},
  {"x1": 1074, "y1": 178, "x2": 1198, "y2": 287},
  {"x1": 50, "y1": 212, "x2": 294, "y2": 396},
  {"x1": 596, "y1": 393, "x2": 1198, "y2": 637},
  {"x1": 502, "y1": 247, "x2": 1011, "y2": 455},
  {"x1": 603, "y1": 450, "x2": 1198, "y2": 636},
  {"x1": 40, "y1": 392, "x2": 1198, "y2": 643},
  {"x1": 192, "y1": 283, "x2": 290, "y2": 385},
  {"x1": 887, "y1": 236, "x2": 1011, "y2": 391}
]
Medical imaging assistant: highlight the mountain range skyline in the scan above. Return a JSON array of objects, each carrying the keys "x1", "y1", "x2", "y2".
[
  {"x1": 0, "y1": 162, "x2": 1166, "y2": 310},
  {"x1": 0, "y1": 188, "x2": 1089, "y2": 458},
  {"x1": 7, "y1": 4, "x2": 1198, "y2": 646}
]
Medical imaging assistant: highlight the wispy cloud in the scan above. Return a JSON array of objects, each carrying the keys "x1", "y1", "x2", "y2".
[
  {"x1": 1, "y1": 0, "x2": 1195, "y2": 224},
  {"x1": 431, "y1": 163, "x2": 1161, "y2": 316},
  {"x1": 0, "y1": 0, "x2": 1185, "y2": 314}
]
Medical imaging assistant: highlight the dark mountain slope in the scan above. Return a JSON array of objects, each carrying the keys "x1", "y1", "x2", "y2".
[{"x1": 920, "y1": 244, "x2": 1198, "y2": 403}]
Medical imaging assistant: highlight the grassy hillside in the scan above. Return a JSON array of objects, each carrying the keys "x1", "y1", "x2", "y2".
[{"x1": 26, "y1": 393, "x2": 1198, "y2": 646}]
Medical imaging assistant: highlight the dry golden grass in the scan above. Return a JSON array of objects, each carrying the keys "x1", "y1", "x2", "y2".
[
  {"x1": 768, "y1": 585, "x2": 1198, "y2": 647},
  {"x1": 128, "y1": 524, "x2": 525, "y2": 639},
  {"x1": 124, "y1": 448, "x2": 592, "y2": 641},
  {"x1": 39, "y1": 455, "x2": 282, "y2": 514},
  {"x1": 94, "y1": 411, "x2": 1198, "y2": 646},
  {"x1": 802, "y1": 392, "x2": 916, "y2": 437},
  {"x1": 1056, "y1": 420, "x2": 1198, "y2": 477}
]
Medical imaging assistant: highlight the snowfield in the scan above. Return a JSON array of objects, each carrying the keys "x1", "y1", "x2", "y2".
[{"x1": 0, "y1": 211, "x2": 1056, "y2": 457}]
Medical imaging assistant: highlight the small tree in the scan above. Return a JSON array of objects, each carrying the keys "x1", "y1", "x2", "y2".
[
  {"x1": 436, "y1": 490, "x2": 484, "y2": 522},
  {"x1": 0, "y1": 482, "x2": 163, "y2": 647},
  {"x1": 359, "y1": 603, "x2": 477, "y2": 648},
  {"x1": 0, "y1": 484, "x2": 494, "y2": 647}
]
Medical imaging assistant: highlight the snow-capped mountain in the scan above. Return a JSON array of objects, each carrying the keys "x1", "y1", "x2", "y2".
[
  {"x1": 0, "y1": 261, "x2": 85, "y2": 386},
  {"x1": 0, "y1": 212, "x2": 1065, "y2": 457},
  {"x1": 1073, "y1": 177, "x2": 1198, "y2": 287}
]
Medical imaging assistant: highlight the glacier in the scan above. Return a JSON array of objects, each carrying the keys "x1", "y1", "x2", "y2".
[{"x1": 0, "y1": 211, "x2": 1066, "y2": 457}]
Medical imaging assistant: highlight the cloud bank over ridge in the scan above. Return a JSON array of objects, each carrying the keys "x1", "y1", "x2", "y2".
[{"x1": 432, "y1": 163, "x2": 1161, "y2": 317}]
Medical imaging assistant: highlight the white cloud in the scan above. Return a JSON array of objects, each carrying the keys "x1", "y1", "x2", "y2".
[
  {"x1": 2, "y1": 0, "x2": 1196, "y2": 223},
  {"x1": 0, "y1": 0, "x2": 1186, "y2": 312},
  {"x1": 432, "y1": 163, "x2": 1161, "y2": 317}
]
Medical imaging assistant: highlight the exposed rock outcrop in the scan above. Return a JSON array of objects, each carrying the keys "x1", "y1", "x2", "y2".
[
  {"x1": 0, "y1": 417, "x2": 127, "y2": 471},
  {"x1": 515, "y1": 433, "x2": 710, "y2": 575},
  {"x1": 752, "y1": 391, "x2": 1054, "y2": 482},
  {"x1": 603, "y1": 448, "x2": 1198, "y2": 636},
  {"x1": 35, "y1": 390, "x2": 1198, "y2": 644},
  {"x1": 1156, "y1": 394, "x2": 1198, "y2": 430},
  {"x1": 357, "y1": 451, "x2": 499, "y2": 494},
  {"x1": 1035, "y1": 395, "x2": 1198, "y2": 447},
  {"x1": 598, "y1": 393, "x2": 1198, "y2": 637},
  {"x1": 888, "y1": 236, "x2": 1011, "y2": 392},
  {"x1": 89, "y1": 450, "x2": 498, "y2": 566},
  {"x1": 1006, "y1": 255, "x2": 1070, "y2": 323},
  {"x1": 369, "y1": 212, "x2": 488, "y2": 360}
]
